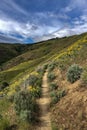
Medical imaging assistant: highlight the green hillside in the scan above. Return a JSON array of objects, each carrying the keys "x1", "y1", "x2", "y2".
[
  {"x1": 0, "y1": 43, "x2": 32, "y2": 65},
  {"x1": 0, "y1": 34, "x2": 83, "y2": 84},
  {"x1": 1, "y1": 34, "x2": 82, "y2": 70}
]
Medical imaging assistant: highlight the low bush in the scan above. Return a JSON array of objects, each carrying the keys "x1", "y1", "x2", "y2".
[
  {"x1": 49, "y1": 83, "x2": 58, "y2": 91},
  {"x1": 50, "y1": 89, "x2": 66, "y2": 105},
  {"x1": 48, "y1": 73, "x2": 56, "y2": 82},
  {"x1": 50, "y1": 91, "x2": 56, "y2": 97},
  {"x1": 48, "y1": 62, "x2": 56, "y2": 71},
  {"x1": 14, "y1": 90, "x2": 36, "y2": 123},
  {"x1": 67, "y1": 64, "x2": 83, "y2": 83},
  {"x1": 29, "y1": 86, "x2": 41, "y2": 98},
  {"x1": 28, "y1": 74, "x2": 39, "y2": 86}
]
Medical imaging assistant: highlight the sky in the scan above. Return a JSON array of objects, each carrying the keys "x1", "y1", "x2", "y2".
[{"x1": 0, "y1": 0, "x2": 87, "y2": 43}]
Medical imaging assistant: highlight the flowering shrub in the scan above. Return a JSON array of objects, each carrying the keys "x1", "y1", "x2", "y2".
[{"x1": 27, "y1": 86, "x2": 41, "y2": 98}]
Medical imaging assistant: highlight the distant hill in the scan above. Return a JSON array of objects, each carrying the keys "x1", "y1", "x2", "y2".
[{"x1": 0, "y1": 43, "x2": 32, "y2": 65}]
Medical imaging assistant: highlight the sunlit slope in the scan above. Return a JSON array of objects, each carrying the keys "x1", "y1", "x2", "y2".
[{"x1": 2, "y1": 34, "x2": 82, "y2": 70}]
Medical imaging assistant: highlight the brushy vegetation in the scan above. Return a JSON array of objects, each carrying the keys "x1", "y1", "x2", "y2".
[
  {"x1": 50, "y1": 89, "x2": 66, "y2": 105},
  {"x1": 48, "y1": 62, "x2": 56, "y2": 72},
  {"x1": 28, "y1": 74, "x2": 39, "y2": 86},
  {"x1": 14, "y1": 90, "x2": 37, "y2": 123},
  {"x1": 47, "y1": 73, "x2": 56, "y2": 82},
  {"x1": 67, "y1": 64, "x2": 83, "y2": 83},
  {"x1": 27, "y1": 69, "x2": 44, "y2": 98},
  {"x1": 49, "y1": 82, "x2": 58, "y2": 91}
]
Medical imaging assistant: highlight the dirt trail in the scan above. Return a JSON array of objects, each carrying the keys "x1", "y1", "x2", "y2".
[{"x1": 37, "y1": 71, "x2": 51, "y2": 130}]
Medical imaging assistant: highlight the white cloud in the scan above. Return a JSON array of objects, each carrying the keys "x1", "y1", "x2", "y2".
[
  {"x1": 0, "y1": 0, "x2": 87, "y2": 43},
  {"x1": 35, "y1": 22, "x2": 87, "y2": 42},
  {"x1": 0, "y1": 17, "x2": 61, "y2": 41},
  {"x1": 54, "y1": 23, "x2": 87, "y2": 37}
]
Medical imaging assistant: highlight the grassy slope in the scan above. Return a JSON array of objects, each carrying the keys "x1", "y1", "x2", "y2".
[
  {"x1": 0, "y1": 34, "x2": 82, "y2": 86},
  {"x1": 0, "y1": 43, "x2": 32, "y2": 65},
  {"x1": 48, "y1": 33, "x2": 87, "y2": 130}
]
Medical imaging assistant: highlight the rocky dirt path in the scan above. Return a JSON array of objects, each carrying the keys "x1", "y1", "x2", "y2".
[{"x1": 37, "y1": 71, "x2": 51, "y2": 130}]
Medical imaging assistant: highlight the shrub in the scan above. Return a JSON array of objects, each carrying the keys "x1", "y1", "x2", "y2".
[
  {"x1": 50, "y1": 90, "x2": 66, "y2": 105},
  {"x1": 50, "y1": 83, "x2": 58, "y2": 91},
  {"x1": 14, "y1": 90, "x2": 36, "y2": 122},
  {"x1": 50, "y1": 91, "x2": 56, "y2": 97},
  {"x1": 36, "y1": 77, "x2": 42, "y2": 88},
  {"x1": 29, "y1": 86, "x2": 41, "y2": 98},
  {"x1": 48, "y1": 62, "x2": 56, "y2": 71},
  {"x1": 67, "y1": 64, "x2": 83, "y2": 83},
  {"x1": 48, "y1": 73, "x2": 56, "y2": 82},
  {"x1": 51, "y1": 96, "x2": 59, "y2": 104},
  {"x1": 57, "y1": 89, "x2": 66, "y2": 98},
  {"x1": 28, "y1": 74, "x2": 39, "y2": 86}
]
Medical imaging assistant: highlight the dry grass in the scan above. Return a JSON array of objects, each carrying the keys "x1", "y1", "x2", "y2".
[{"x1": 51, "y1": 67, "x2": 87, "y2": 130}]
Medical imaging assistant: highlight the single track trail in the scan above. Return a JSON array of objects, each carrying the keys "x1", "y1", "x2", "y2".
[{"x1": 37, "y1": 71, "x2": 51, "y2": 130}]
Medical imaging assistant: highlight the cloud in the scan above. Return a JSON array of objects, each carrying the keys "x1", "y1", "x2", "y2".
[
  {"x1": 0, "y1": 0, "x2": 87, "y2": 43},
  {"x1": 35, "y1": 21, "x2": 87, "y2": 42},
  {"x1": 0, "y1": 17, "x2": 62, "y2": 42}
]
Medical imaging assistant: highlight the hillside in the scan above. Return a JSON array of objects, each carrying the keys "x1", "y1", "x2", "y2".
[
  {"x1": 1, "y1": 34, "x2": 82, "y2": 70},
  {"x1": 0, "y1": 34, "x2": 83, "y2": 86},
  {"x1": 0, "y1": 32, "x2": 87, "y2": 130},
  {"x1": 0, "y1": 43, "x2": 32, "y2": 65}
]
